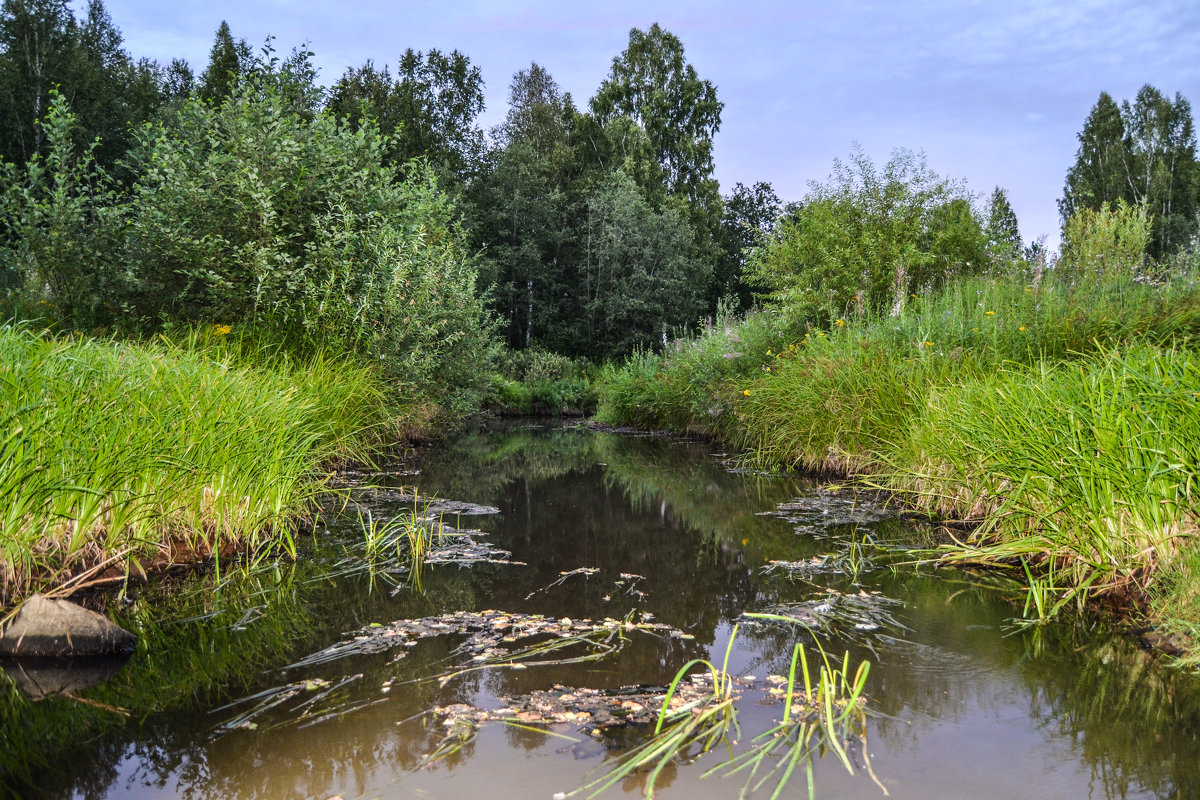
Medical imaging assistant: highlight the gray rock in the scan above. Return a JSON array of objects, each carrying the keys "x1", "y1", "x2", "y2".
[{"x1": 0, "y1": 595, "x2": 135, "y2": 657}]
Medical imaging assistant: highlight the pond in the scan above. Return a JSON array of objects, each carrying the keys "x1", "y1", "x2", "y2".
[{"x1": 3, "y1": 421, "x2": 1200, "y2": 799}]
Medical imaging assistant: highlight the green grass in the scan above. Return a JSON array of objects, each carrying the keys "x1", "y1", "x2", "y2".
[
  {"x1": 597, "y1": 266, "x2": 1200, "y2": 635},
  {"x1": 0, "y1": 324, "x2": 392, "y2": 603}
]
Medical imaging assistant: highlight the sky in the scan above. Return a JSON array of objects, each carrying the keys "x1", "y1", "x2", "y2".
[{"x1": 95, "y1": 0, "x2": 1200, "y2": 251}]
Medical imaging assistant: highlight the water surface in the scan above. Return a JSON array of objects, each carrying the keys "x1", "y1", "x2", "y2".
[{"x1": 3, "y1": 422, "x2": 1199, "y2": 799}]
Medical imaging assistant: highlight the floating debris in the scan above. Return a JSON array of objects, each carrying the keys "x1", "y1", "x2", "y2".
[
  {"x1": 326, "y1": 467, "x2": 420, "y2": 489},
  {"x1": 354, "y1": 488, "x2": 501, "y2": 517},
  {"x1": 423, "y1": 528, "x2": 522, "y2": 569},
  {"x1": 761, "y1": 556, "x2": 839, "y2": 578},
  {"x1": 612, "y1": 572, "x2": 648, "y2": 601},
  {"x1": 758, "y1": 489, "x2": 895, "y2": 533},
  {"x1": 431, "y1": 675, "x2": 725, "y2": 734},
  {"x1": 525, "y1": 567, "x2": 599, "y2": 600},
  {"x1": 283, "y1": 610, "x2": 687, "y2": 671},
  {"x1": 211, "y1": 673, "x2": 370, "y2": 736}
]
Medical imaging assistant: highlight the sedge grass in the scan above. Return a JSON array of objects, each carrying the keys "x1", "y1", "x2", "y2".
[{"x1": 0, "y1": 325, "x2": 391, "y2": 603}]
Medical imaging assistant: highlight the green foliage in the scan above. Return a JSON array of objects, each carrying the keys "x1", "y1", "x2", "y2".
[
  {"x1": 1061, "y1": 86, "x2": 1200, "y2": 259},
  {"x1": 0, "y1": 0, "x2": 162, "y2": 171},
  {"x1": 589, "y1": 23, "x2": 724, "y2": 294},
  {"x1": 1058, "y1": 201, "x2": 1150, "y2": 283},
  {"x1": 590, "y1": 22, "x2": 722, "y2": 207},
  {"x1": 197, "y1": 20, "x2": 252, "y2": 105},
  {"x1": 118, "y1": 65, "x2": 493, "y2": 410},
  {"x1": 984, "y1": 186, "x2": 1023, "y2": 266},
  {"x1": 581, "y1": 169, "x2": 709, "y2": 360},
  {"x1": 716, "y1": 180, "x2": 781, "y2": 309},
  {"x1": 472, "y1": 63, "x2": 580, "y2": 350},
  {"x1": 326, "y1": 48, "x2": 485, "y2": 186},
  {"x1": 746, "y1": 147, "x2": 988, "y2": 323},
  {"x1": 0, "y1": 90, "x2": 122, "y2": 326},
  {"x1": 1060, "y1": 91, "x2": 1128, "y2": 225},
  {"x1": 485, "y1": 347, "x2": 596, "y2": 415}
]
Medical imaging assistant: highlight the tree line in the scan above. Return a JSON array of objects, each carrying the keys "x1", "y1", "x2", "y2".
[{"x1": 1, "y1": 0, "x2": 1197, "y2": 362}]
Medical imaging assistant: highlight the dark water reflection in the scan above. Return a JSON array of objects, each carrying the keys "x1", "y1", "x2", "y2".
[{"x1": 2, "y1": 422, "x2": 1199, "y2": 799}]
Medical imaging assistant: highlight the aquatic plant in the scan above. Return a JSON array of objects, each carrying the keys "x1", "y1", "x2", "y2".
[{"x1": 566, "y1": 627, "x2": 879, "y2": 799}]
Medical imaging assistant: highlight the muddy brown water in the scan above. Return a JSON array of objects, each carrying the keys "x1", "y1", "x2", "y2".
[{"x1": 3, "y1": 421, "x2": 1200, "y2": 799}]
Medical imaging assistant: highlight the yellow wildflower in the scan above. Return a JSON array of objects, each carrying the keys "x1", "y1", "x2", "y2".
[
  {"x1": 213, "y1": 324, "x2": 232, "y2": 336},
  {"x1": 835, "y1": 318, "x2": 846, "y2": 326},
  {"x1": 743, "y1": 389, "x2": 751, "y2": 396},
  {"x1": 1019, "y1": 326, "x2": 1026, "y2": 332},
  {"x1": 985, "y1": 310, "x2": 995, "y2": 316},
  {"x1": 817, "y1": 332, "x2": 825, "y2": 337}
]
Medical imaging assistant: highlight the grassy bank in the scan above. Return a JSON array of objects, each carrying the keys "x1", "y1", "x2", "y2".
[
  {"x1": 596, "y1": 268, "x2": 1200, "y2": 646},
  {"x1": 0, "y1": 325, "x2": 396, "y2": 604}
]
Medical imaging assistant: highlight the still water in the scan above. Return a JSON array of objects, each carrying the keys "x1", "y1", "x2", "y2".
[{"x1": 3, "y1": 422, "x2": 1199, "y2": 799}]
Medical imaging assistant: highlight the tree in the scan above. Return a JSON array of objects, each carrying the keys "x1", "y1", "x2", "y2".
[
  {"x1": 0, "y1": 0, "x2": 78, "y2": 164},
  {"x1": 746, "y1": 148, "x2": 987, "y2": 322},
  {"x1": 0, "y1": 0, "x2": 161, "y2": 171},
  {"x1": 1061, "y1": 86, "x2": 1199, "y2": 259},
  {"x1": 984, "y1": 186, "x2": 1022, "y2": 266},
  {"x1": 715, "y1": 181, "x2": 780, "y2": 309},
  {"x1": 589, "y1": 24, "x2": 725, "y2": 307},
  {"x1": 473, "y1": 63, "x2": 580, "y2": 351},
  {"x1": 1060, "y1": 92, "x2": 1128, "y2": 227},
  {"x1": 197, "y1": 21, "x2": 251, "y2": 105},
  {"x1": 590, "y1": 23, "x2": 721, "y2": 205},
  {"x1": 580, "y1": 169, "x2": 709, "y2": 359},
  {"x1": 327, "y1": 48, "x2": 485, "y2": 187},
  {"x1": 1120, "y1": 85, "x2": 1199, "y2": 256}
]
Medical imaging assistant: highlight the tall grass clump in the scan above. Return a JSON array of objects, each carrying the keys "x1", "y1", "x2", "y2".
[
  {"x1": 891, "y1": 345, "x2": 1200, "y2": 609},
  {"x1": 0, "y1": 325, "x2": 389, "y2": 602}
]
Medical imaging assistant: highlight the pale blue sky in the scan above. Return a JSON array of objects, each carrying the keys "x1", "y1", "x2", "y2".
[{"x1": 97, "y1": 0, "x2": 1200, "y2": 250}]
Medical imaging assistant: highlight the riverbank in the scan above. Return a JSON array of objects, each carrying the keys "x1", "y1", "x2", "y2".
[
  {"x1": 0, "y1": 325, "x2": 404, "y2": 604},
  {"x1": 596, "y1": 269, "x2": 1200, "y2": 659}
]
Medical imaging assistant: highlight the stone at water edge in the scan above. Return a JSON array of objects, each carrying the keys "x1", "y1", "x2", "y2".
[{"x1": 0, "y1": 595, "x2": 135, "y2": 657}]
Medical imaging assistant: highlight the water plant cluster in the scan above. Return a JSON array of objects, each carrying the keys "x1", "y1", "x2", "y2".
[{"x1": 597, "y1": 217, "x2": 1200, "y2": 644}]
